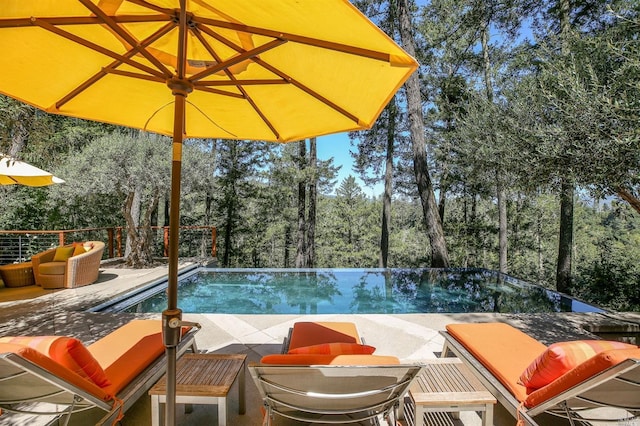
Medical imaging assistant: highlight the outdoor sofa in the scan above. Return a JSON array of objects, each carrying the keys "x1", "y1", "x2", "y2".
[
  {"x1": 0, "y1": 319, "x2": 198, "y2": 425},
  {"x1": 440, "y1": 322, "x2": 640, "y2": 426},
  {"x1": 31, "y1": 241, "x2": 105, "y2": 289}
]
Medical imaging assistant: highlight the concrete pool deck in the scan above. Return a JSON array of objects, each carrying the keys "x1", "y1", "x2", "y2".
[{"x1": 1, "y1": 261, "x2": 638, "y2": 425}]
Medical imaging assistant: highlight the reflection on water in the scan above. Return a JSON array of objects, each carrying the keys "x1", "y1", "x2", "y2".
[{"x1": 125, "y1": 268, "x2": 604, "y2": 315}]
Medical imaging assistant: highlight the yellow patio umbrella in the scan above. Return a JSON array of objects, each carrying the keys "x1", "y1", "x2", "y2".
[
  {"x1": 0, "y1": 154, "x2": 65, "y2": 187},
  {"x1": 0, "y1": 1, "x2": 417, "y2": 423}
]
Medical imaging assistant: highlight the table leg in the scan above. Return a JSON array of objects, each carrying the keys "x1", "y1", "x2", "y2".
[
  {"x1": 483, "y1": 404, "x2": 494, "y2": 426},
  {"x1": 239, "y1": 361, "x2": 246, "y2": 415},
  {"x1": 151, "y1": 395, "x2": 160, "y2": 426},
  {"x1": 218, "y1": 396, "x2": 226, "y2": 426}
]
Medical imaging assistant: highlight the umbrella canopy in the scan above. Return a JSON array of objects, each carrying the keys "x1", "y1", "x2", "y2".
[
  {"x1": 0, "y1": 0, "x2": 416, "y2": 142},
  {"x1": 0, "y1": 154, "x2": 65, "y2": 187},
  {"x1": 0, "y1": 1, "x2": 416, "y2": 424}
]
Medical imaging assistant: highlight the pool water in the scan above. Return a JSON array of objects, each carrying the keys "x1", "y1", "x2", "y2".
[{"x1": 117, "y1": 268, "x2": 604, "y2": 315}]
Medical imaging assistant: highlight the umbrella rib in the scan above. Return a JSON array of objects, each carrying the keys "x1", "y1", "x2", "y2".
[
  {"x1": 254, "y1": 57, "x2": 361, "y2": 125},
  {"x1": 0, "y1": 15, "x2": 171, "y2": 28},
  {"x1": 189, "y1": 38, "x2": 287, "y2": 82},
  {"x1": 195, "y1": 87, "x2": 245, "y2": 98},
  {"x1": 33, "y1": 18, "x2": 166, "y2": 80},
  {"x1": 191, "y1": 27, "x2": 281, "y2": 139},
  {"x1": 78, "y1": 0, "x2": 174, "y2": 78},
  {"x1": 196, "y1": 80, "x2": 287, "y2": 86},
  {"x1": 195, "y1": 17, "x2": 398, "y2": 64},
  {"x1": 56, "y1": 22, "x2": 176, "y2": 109}
]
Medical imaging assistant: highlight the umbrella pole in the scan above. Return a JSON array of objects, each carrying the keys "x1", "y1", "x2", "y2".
[
  {"x1": 162, "y1": 3, "x2": 189, "y2": 425},
  {"x1": 162, "y1": 87, "x2": 186, "y2": 426}
]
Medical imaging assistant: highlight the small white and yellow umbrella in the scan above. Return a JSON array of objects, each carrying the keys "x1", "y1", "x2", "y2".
[{"x1": 0, "y1": 154, "x2": 64, "y2": 187}]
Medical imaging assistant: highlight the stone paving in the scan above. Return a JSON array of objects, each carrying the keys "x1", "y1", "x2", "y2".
[{"x1": 1, "y1": 262, "x2": 638, "y2": 425}]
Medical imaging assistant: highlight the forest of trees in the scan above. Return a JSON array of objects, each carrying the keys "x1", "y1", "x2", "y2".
[{"x1": 0, "y1": 0, "x2": 638, "y2": 312}]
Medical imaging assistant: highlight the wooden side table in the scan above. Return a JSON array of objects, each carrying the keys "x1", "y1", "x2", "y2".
[
  {"x1": 0, "y1": 262, "x2": 34, "y2": 287},
  {"x1": 149, "y1": 353, "x2": 246, "y2": 426},
  {"x1": 404, "y1": 358, "x2": 496, "y2": 426}
]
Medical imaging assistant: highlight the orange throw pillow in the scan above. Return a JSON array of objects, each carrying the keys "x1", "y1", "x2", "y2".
[
  {"x1": 0, "y1": 335, "x2": 111, "y2": 388},
  {"x1": 519, "y1": 340, "x2": 636, "y2": 393},
  {"x1": 72, "y1": 243, "x2": 86, "y2": 256},
  {"x1": 288, "y1": 342, "x2": 375, "y2": 355}
]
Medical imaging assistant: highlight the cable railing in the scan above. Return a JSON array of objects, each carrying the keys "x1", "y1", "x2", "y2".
[{"x1": 0, "y1": 226, "x2": 217, "y2": 265}]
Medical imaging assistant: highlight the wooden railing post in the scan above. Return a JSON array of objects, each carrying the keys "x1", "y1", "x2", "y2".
[
  {"x1": 211, "y1": 227, "x2": 217, "y2": 257},
  {"x1": 116, "y1": 227, "x2": 123, "y2": 258},
  {"x1": 164, "y1": 226, "x2": 169, "y2": 257},
  {"x1": 58, "y1": 231, "x2": 65, "y2": 246},
  {"x1": 107, "y1": 228, "x2": 114, "y2": 258}
]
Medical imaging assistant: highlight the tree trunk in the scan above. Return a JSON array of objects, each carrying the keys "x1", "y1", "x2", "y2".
[
  {"x1": 307, "y1": 138, "x2": 317, "y2": 268},
  {"x1": 222, "y1": 193, "x2": 234, "y2": 267},
  {"x1": 397, "y1": 0, "x2": 449, "y2": 267},
  {"x1": 123, "y1": 186, "x2": 156, "y2": 268},
  {"x1": 497, "y1": 180, "x2": 508, "y2": 273},
  {"x1": 380, "y1": 100, "x2": 396, "y2": 268},
  {"x1": 125, "y1": 187, "x2": 141, "y2": 258},
  {"x1": 556, "y1": 179, "x2": 574, "y2": 294},
  {"x1": 295, "y1": 140, "x2": 307, "y2": 268},
  {"x1": 616, "y1": 187, "x2": 640, "y2": 214},
  {"x1": 555, "y1": 0, "x2": 574, "y2": 294}
]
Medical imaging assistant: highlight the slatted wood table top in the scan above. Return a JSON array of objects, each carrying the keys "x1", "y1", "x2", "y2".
[
  {"x1": 149, "y1": 353, "x2": 246, "y2": 397},
  {"x1": 410, "y1": 358, "x2": 496, "y2": 405},
  {"x1": 407, "y1": 358, "x2": 496, "y2": 426}
]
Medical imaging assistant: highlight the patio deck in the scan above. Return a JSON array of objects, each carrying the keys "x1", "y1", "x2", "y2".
[{"x1": 0, "y1": 261, "x2": 638, "y2": 426}]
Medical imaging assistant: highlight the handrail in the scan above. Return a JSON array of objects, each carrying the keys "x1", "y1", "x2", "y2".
[{"x1": 0, "y1": 226, "x2": 216, "y2": 265}]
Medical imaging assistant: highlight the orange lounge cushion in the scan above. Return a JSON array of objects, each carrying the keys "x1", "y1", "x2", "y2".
[
  {"x1": 0, "y1": 342, "x2": 111, "y2": 401},
  {"x1": 519, "y1": 340, "x2": 636, "y2": 393},
  {"x1": 446, "y1": 323, "x2": 546, "y2": 402},
  {"x1": 289, "y1": 342, "x2": 376, "y2": 355},
  {"x1": 53, "y1": 246, "x2": 75, "y2": 262},
  {"x1": 88, "y1": 319, "x2": 186, "y2": 396},
  {"x1": 288, "y1": 322, "x2": 361, "y2": 351},
  {"x1": 38, "y1": 261, "x2": 66, "y2": 275},
  {"x1": 261, "y1": 354, "x2": 400, "y2": 365},
  {"x1": 525, "y1": 347, "x2": 640, "y2": 408},
  {"x1": 0, "y1": 335, "x2": 111, "y2": 388}
]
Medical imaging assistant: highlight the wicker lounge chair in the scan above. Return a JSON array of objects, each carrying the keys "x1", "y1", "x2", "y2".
[
  {"x1": 31, "y1": 241, "x2": 105, "y2": 289},
  {"x1": 440, "y1": 322, "x2": 640, "y2": 426},
  {"x1": 0, "y1": 319, "x2": 198, "y2": 426}
]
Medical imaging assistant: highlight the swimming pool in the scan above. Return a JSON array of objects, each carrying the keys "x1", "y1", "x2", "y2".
[{"x1": 95, "y1": 268, "x2": 604, "y2": 314}]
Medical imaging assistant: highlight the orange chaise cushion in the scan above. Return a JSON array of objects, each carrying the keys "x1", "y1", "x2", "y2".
[
  {"x1": 288, "y1": 342, "x2": 376, "y2": 355},
  {"x1": 0, "y1": 342, "x2": 111, "y2": 401},
  {"x1": 446, "y1": 323, "x2": 547, "y2": 402},
  {"x1": 519, "y1": 340, "x2": 637, "y2": 393},
  {"x1": 261, "y1": 354, "x2": 400, "y2": 365},
  {"x1": 0, "y1": 335, "x2": 111, "y2": 387},
  {"x1": 525, "y1": 347, "x2": 640, "y2": 408},
  {"x1": 288, "y1": 322, "x2": 361, "y2": 351},
  {"x1": 87, "y1": 319, "x2": 185, "y2": 396}
]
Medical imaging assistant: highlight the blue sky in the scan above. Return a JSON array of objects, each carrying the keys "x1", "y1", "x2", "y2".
[{"x1": 316, "y1": 133, "x2": 384, "y2": 197}]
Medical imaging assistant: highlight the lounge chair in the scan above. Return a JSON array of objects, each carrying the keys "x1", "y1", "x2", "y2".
[
  {"x1": 440, "y1": 322, "x2": 640, "y2": 426},
  {"x1": 251, "y1": 320, "x2": 421, "y2": 425},
  {"x1": 0, "y1": 319, "x2": 198, "y2": 425},
  {"x1": 249, "y1": 362, "x2": 421, "y2": 425}
]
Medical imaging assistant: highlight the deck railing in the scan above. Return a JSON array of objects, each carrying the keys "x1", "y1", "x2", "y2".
[{"x1": 0, "y1": 226, "x2": 217, "y2": 265}]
